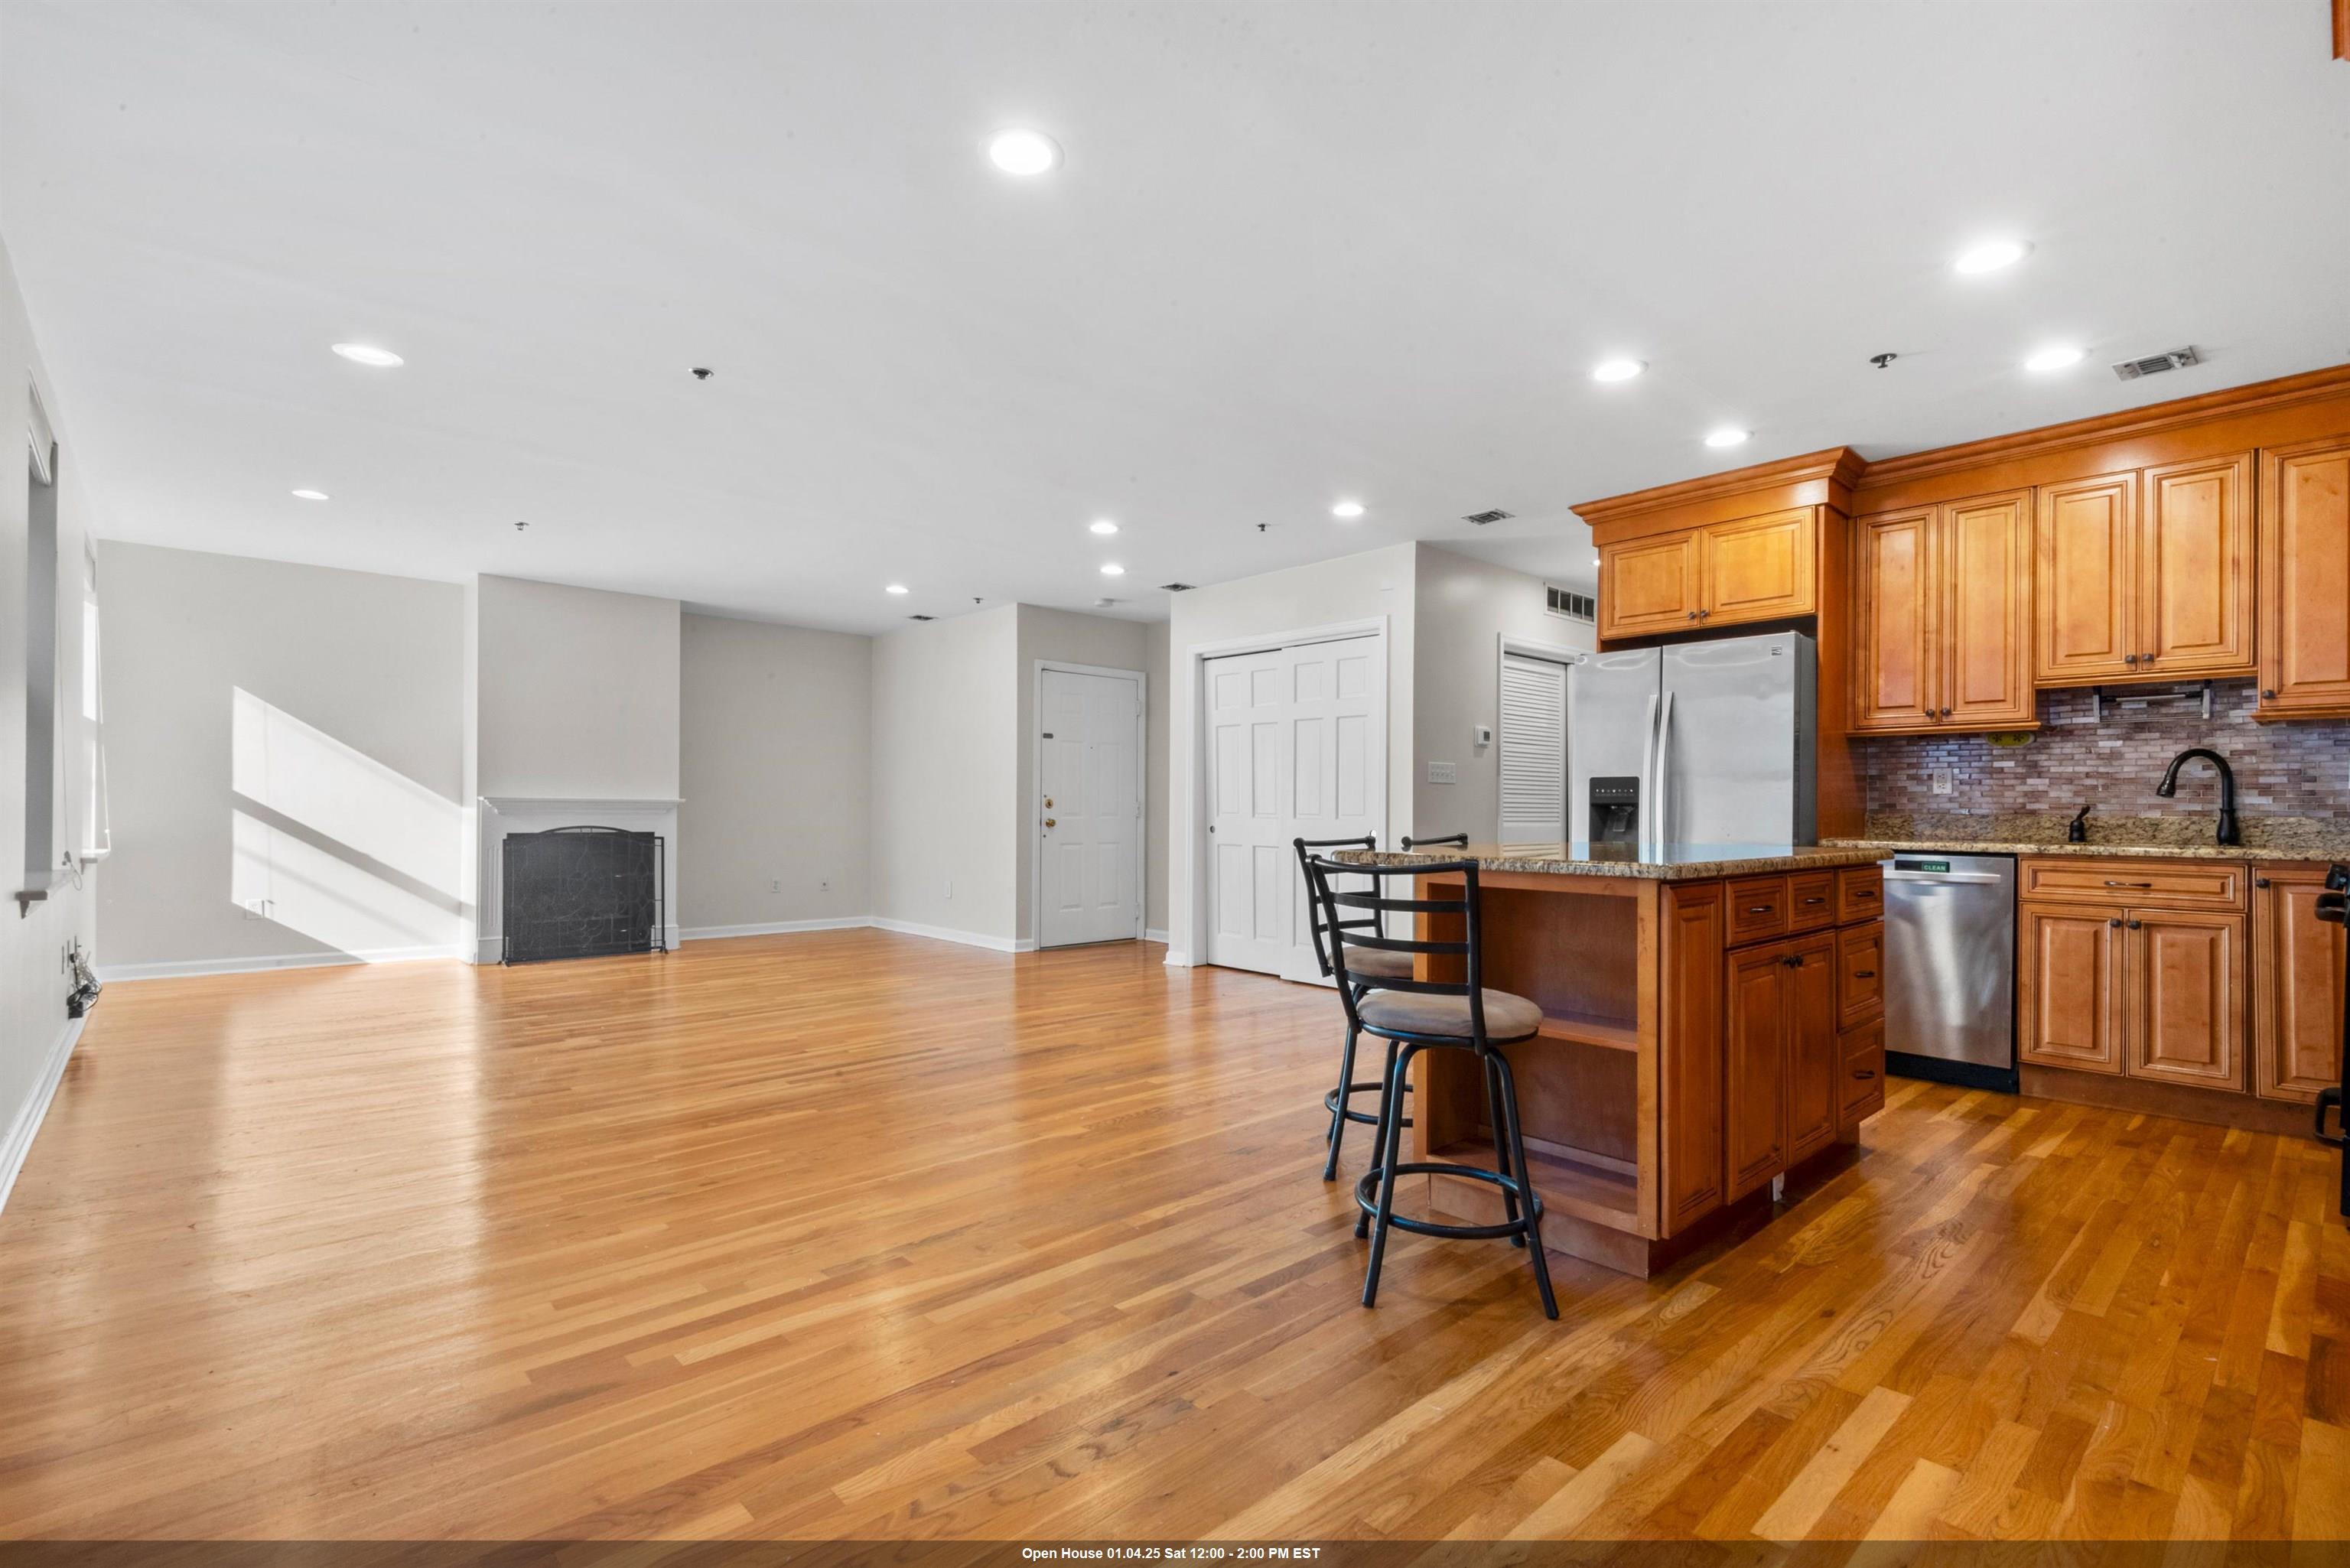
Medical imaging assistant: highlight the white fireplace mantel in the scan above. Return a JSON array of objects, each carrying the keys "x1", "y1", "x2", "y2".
[{"x1": 471, "y1": 795, "x2": 683, "y2": 964}]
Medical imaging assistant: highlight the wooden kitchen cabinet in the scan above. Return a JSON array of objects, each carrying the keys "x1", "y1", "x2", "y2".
[
  {"x1": 2034, "y1": 454, "x2": 2257, "y2": 688},
  {"x1": 2019, "y1": 903, "x2": 2126, "y2": 1075},
  {"x1": 1835, "y1": 920, "x2": 1883, "y2": 1032},
  {"x1": 2125, "y1": 909, "x2": 2244, "y2": 1089},
  {"x1": 1851, "y1": 490, "x2": 2033, "y2": 733},
  {"x1": 2258, "y1": 437, "x2": 2350, "y2": 718},
  {"x1": 1598, "y1": 530, "x2": 1705, "y2": 639},
  {"x1": 2253, "y1": 866, "x2": 2347, "y2": 1102},
  {"x1": 1838, "y1": 1016, "x2": 1886, "y2": 1132},
  {"x1": 1660, "y1": 883, "x2": 1727, "y2": 1231},
  {"x1": 1724, "y1": 943, "x2": 1792, "y2": 1202},
  {"x1": 1785, "y1": 932, "x2": 1840, "y2": 1165}
]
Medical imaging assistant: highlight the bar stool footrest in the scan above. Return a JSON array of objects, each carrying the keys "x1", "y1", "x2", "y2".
[
  {"x1": 1354, "y1": 1162, "x2": 1542, "y2": 1241},
  {"x1": 1324, "y1": 1081, "x2": 1411, "y2": 1129}
]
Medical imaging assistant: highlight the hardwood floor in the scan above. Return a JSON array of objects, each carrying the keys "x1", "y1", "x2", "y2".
[{"x1": 0, "y1": 929, "x2": 2343, "y2": 1543}]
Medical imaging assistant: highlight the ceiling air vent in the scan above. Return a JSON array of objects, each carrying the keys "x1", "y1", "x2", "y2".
[
  {"x1": 1158, "y1": 581, "x2": 1196, "y2": 593},
  {"x1": 1545, "y1": 585, "x2": 1596, "y2": 624},
  {"x1": 907, "y1": 613, "x2": 935, "y2": 622},
  {"x1": 1462, "y1": 509, "x2": 1514, "y2": 526},
  {"x1": 2112, "y1": 346, "x2": 2199, "y2": 382}
]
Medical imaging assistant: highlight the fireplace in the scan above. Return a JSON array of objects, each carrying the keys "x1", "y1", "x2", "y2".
[{"x1": 499, "y1": 826, "x2": 666, "y2": 964}]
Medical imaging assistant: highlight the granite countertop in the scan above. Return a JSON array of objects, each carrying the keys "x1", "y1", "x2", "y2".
[
  {"x1": 1840, "y1": 810, "x2": 2350, "y2": 864},
  {"x1": 1824, "y1": 837, "x2": 2330, "y2": 863},
  {"x1": 1328, "y1": 842, "x2": 1893, "y2": 880}
]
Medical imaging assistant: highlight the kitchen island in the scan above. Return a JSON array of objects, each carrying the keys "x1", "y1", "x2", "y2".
[{"x1": 1330, "y1": 841, "x2": 1891, "y2": 1276}]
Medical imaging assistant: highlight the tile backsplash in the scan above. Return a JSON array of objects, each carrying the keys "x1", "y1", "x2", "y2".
[{"x1": 1857, "y1": 680, "x2": 2350, "y2": 828}]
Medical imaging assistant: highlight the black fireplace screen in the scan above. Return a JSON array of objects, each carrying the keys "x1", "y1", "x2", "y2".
[{"x1": 500, "y1": 827, "x2": 664, "y2": 964}]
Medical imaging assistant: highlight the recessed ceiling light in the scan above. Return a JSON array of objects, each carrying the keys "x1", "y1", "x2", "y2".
[
  {"x1": 1955, "y1": 239, "x2": 2030, "y2": 275},
  {"x1": 1703, "y1": 428, "x2": 1751, "y2": 449},
  {"x1": 1089, "y1": 519, "x2": 1118, "y2": 535},
  {"x1": 2025, "y1": 345, "x2": 2085, "y2": 373},
  {"x1": 988, "y1": 129, "x2": 1061, "y2": 176},
  {"x1": 1099, "y1": 563, "x2": 1125, "y2": 577},
  {"x1": 330, "y1": 343, "x2": 403, "y2": 368},
  {"x1": 1330, "y1": 499, "x2": 1365, "y2": 519},
  {"x1": 1591, "y1": 358, "x2": 1645, "y2": 383},
  {"x1": 291, "y1": 489, "x2": 329, "y2": 501},
  {"x1": 885, "y1": 584, "x2": 910, "y2": 595}
]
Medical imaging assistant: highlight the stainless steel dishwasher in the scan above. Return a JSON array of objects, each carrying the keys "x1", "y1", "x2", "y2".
[{"x1": 1880, "y1": 854, "x2": 2017, "y2": 1092}]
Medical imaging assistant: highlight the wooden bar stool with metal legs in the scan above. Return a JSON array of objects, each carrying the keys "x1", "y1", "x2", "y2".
[
  {"x1": 1303, "y1": 854, "x2": 1557, "y2": 1319},
  {"x1": 1293, "y1": 836, "x2": 1411, "y2": 1182}
]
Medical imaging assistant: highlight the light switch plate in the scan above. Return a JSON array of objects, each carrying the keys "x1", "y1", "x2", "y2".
[{"x1": 1427, "y1": 761, "x2": 1457, "y2": 786}]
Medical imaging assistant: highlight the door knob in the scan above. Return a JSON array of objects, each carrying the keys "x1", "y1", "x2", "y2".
[
  {"x1": 1043, "y1": 818, "x2": 1056, "y2": 828},
  {"x1": 1043, "y1": 797, "x2": 1053, "y2": 808}
]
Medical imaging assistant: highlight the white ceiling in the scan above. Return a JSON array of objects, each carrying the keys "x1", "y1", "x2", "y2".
[{"x1": 4, "y1": 2, "x2": 2346, "y2": 635}]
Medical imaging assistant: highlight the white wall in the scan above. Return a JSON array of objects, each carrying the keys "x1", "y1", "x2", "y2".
[
  {"x1": 1164, "y1": 542, "x2": 1417, "y2": 965},
  {"x1": 868, "y1": 606, "x2": 1020, "y2": 946},
  {"x1": 1013, "y1": 605, "x2": 1149, "y2": 945},
  {"x1": 2, "y1": 235, "x2": 102, "y2": 1200},
  {"x1": 1410, "y1": 543, "x2": 1594, "y2": 845},
  {"x1": 679, "y1": 612, "x2": 871, "y2": 933},
  {"x1": 96, "y1": 543, "x2": 469, "y2": 974},
  {"x1": 1144, "y1": 622, "x2": 1169, "y2": 936},
  {"x1": 473, "y1": 574, "x2": 681, "y2": 801}
]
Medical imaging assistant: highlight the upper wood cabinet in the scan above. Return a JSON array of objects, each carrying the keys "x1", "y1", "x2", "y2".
[
  {"x1": 1851, "y1": 490, "x2": 2033, "y2": 734},
  {"x1": 2033, "y1": 454, "x2": 2256, "y2": 687},
  {"x1": 2257, "y1": 437, "x2": 2350, "y2": 718},
  {"x1": 1597, "y1": 506, "x2": 1817, "y2": 641},
  {"x1": 2252, "y1": 865, "x2": 2346, "y2": 1103}
]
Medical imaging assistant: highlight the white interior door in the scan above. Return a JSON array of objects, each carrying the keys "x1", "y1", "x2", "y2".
[
  {"x1": 1205, "y1": 635, "x2": 1384, "y2": 980},
  {"x1": 1038, "y1": 668, "x2": 1143, "y2": 948},
  {"x1": 1499, "y1": 652, "x2": 1568, "y2": 842}
]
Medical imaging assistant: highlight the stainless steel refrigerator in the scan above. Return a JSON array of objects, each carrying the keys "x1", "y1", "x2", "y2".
[{"x1": 1567, "y1": 631, "x2": 1817, "y2": 848}]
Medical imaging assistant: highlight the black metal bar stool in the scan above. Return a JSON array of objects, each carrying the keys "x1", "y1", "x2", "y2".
[
  {"x1": 1303, "y1": 854, "x2": 1557, "y2": 1319},
  {"x1": 1293, "y1": 835, "x2": 1412, "y2": 1182}
]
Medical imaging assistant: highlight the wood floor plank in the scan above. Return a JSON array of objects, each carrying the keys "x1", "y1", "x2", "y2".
[{"x1": 0, "y1": 930, "x2": 2341, "y2": 1542}]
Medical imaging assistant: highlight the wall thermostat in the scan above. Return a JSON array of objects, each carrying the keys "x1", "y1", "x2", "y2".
[{"x1": 1473, "y1": 724, "x2": 1493, "y2": 747}]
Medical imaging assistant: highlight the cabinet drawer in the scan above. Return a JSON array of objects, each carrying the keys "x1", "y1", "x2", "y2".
[
  {"x1": 2020, "y1": 857, "x2": 2246, "y2": 911},
  {"x1": 1727, "y1": 875, "x2": 1790, "y2": 944},
  {"x1": 1836, "y1": 920, "x2": 1885, "y2": 1030},
  {"x1": 1788, "y1": 871, "x2": 1837, "y2": 933},
  {"x1": 1839, "y1": 1017, "x2": 1886, "y2": 1127},
  {"x1": 1837, "y1": 866, "x2": 1883, "y2": 923}
]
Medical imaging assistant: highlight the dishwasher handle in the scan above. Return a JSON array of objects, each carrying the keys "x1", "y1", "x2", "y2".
[{"x1": 1883, "y1": 869, "x2": 2007, "y2": 885}]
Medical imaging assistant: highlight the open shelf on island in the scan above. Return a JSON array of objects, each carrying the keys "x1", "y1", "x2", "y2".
[
  {"x1": 1535, "y1": 1013, "x2": 1639, "y2": 1052},
  {"x1": 1426, "y1": 1136, "x2": 1643, "y2": 1235}
]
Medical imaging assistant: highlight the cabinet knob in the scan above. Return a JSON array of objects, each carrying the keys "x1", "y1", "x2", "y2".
[
  {"x1": 1687, "y1": 611, "x2": 1699, "y2": 620},
  {"x1": 2124, "y1": 653, "x2": 2139, "y2": 665},
  {"x1": 2108, "y1": 918, "x2": 2122, "y2": 928},
  {"x1": 2141, "y1": 653, "x2": 2155, "y2": 663},
  {"x1": 2262, "y1": 688, "x2": 2277, "y2": 700},
  {"x1": 2127, "y1": 919, "x2": 2143, "y2": 930},
  {"x1": 1940, "y1": 707, "x2": 1953, "y2": 717},
  {"x1": 1783, "y1": 955, "x2": 1803, "y2": 968},
  {"x1": 2256, "y1": 877, "x2": 2271, "y2": 888}
]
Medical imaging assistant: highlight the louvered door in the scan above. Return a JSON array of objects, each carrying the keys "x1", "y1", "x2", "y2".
[{"x1": 1497, "y1": 652, "x2": 1567, "y2": 843}]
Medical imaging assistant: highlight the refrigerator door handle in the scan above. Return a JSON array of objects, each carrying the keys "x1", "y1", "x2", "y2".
[
  {"x1": 1638, "y1": 692, "x2": 1661, "y2": 852},
  {"x1": 1653, "y1": 689, "x2": 1675, "y2": 849}
]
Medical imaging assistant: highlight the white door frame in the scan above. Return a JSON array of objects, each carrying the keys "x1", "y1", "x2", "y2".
[
  {"x1": 1496, "y1": 634, "x2": 1585, "y2": 844},
  {"x1": 1180, "y1": 616, "x2": 1389, "y2": 971},
  {"x1": 1031, "y1": 659, "x2": 1147, "y2": 949}
]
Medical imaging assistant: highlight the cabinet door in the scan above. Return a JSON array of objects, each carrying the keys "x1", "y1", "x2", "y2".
[
  {"x1": 1942, "y1": 490, "x2": 2036, "y2": 727},
  {"x1": 1724, "y1": 942, "x2": 1791, "y2": 1201},
  {"x1": 1660, "y1": 883, "x2": 1727, "y2": 1233},
  {"x1": 2019, "y1": 903, "x2": 2124, "y2": 1074},
  {"x1": 2252, "y1": 868, "x2": 2345, "y2": 1102},
  {"x1": 2036, "y1": 473, "x2": 2139, "y2": 685},
  {"x1": 2126, "y1": 910, "x2": 2245, "y2": 1090},
  {"x1": 2258, "y1": 439, "x2": 2350, "y2": 717},
  {"x1": 1835, "y1": 919, "x2": 1884, "y2": 1032},
  {"x1": 1851, "y1": 507, "x2": 1939, "y2": 731},
  {"x1": 2140, "y1": 454, "x2": 2254, "y2": 678},
  {"x1": 1703, "y1": 507, "x2": 1817, "y2": 626},
  {"x1": 1599, "y1": 532, "x2": 1704, "y2": 639},
  {"x1": 1785, "y1": 933, "x2": 1841, "y2": 1165}
]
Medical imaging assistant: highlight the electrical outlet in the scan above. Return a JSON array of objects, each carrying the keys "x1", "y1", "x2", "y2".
[
  {"x1": 1928, "y1": 768, "x2": 1954, "y2": 795},
  {"x1": 943, "y1": 878, "x2": 953, "y2": 900},
  {"x1": 1427, "y1": 760, "x2": 1457, "y2": 786},
  {"x1": 819, "y1": 879, "x2": 830, "y2": 893},
  {"x1": 771, "y1": 878, "x2": 782, "y2": 893}
]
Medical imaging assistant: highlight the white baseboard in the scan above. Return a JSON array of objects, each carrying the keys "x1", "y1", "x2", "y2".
[
  {"x1": 868, "y1": 916, "x2": 1033, "y2": 953},
  {"x1": 0, "y1": 1014, "x2": 86, "y2": 1218},
  {"x1": 1145, "y1": 928, "x2": 1170, "y2": 945},
  {"x1": 100, "y1": 944, "x2": 467, "y2": 983},
  {"x1": 1163, "y1": 948, "x2": 1193, "y2": 967},
  {"x1": 680, "y1": 917, "x2": 872, "y2": 941},
  {"x1": 470, "y1": 923, "x2": 685, "y2": 965}
]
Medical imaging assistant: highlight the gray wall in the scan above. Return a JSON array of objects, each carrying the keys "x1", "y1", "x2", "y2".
[
  {"x1": 868, "y1": 606, "x2": 1021, "y2": 944},
  {"x1": 96, "y1": 543, "x2": 469, "y2": 972},
  {"x1": 679, "y1": 612, "x2": 872, "y2": 932},
  {"x1": 1410, "y1": 543, "x2": 1594, "y2": 845},
  {"x1": 474, "y1": 574, "x2": 681, "y2": 801},
  {"x1": 1013, "y1": 605, "x2": 1151, "y2": 946},
  {"x1": 1, "y1": 235, "x2": 100, "y2": 1189}
]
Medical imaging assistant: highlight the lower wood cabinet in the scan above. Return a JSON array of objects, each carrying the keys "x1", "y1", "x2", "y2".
[
  {"x1": 1785, "y1": 932, "x2": 1841, "y2": 1164},
  {"x1": 1724, "y1": 928, "x2": 1840, "y2": 1201},
  {"x1": 1660, "y1": 883, "x2": 1727, "y2": 1231},
  {"x1": 2253, "y1": 865, "x2": 2348, "y2": 1102},
  {"x1": 1838, "y1": 1016, "x2": 1886, "y2": 1131},
  {"x1": 2021, "y1": 898, "x2": 2246, "y2": 1091}
]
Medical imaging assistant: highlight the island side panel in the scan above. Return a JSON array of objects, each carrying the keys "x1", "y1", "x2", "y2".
[{"x1": 1658, "y1": 880, "x2": 1728, "y2": 1236}]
